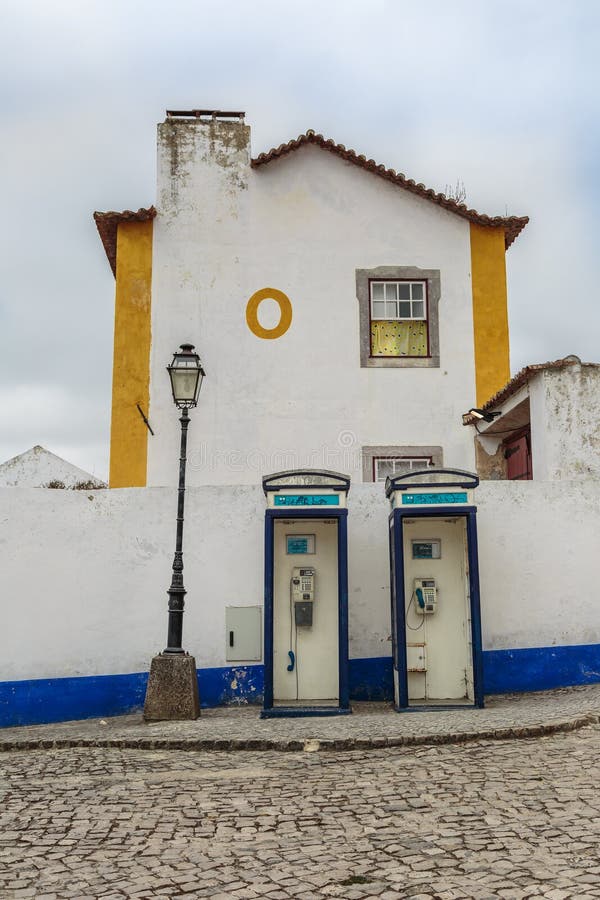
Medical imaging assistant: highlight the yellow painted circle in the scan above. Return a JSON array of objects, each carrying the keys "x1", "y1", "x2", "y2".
[{"x1": 246, "y1": 288, "x2": 292, "y2": 340}]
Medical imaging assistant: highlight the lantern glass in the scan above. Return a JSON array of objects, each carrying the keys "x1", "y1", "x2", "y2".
[{"x1": 167, "y1": 344, "x2": 205, "y2": 408}]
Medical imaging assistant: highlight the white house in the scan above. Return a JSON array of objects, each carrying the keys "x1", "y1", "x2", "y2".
[{"x1": 94, "y1": 110, "x2": 527, "y2": 490}]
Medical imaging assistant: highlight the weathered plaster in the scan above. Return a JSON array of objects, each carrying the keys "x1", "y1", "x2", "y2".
[
  {"x1": 474, "y1": 437, "x2": 506, "y2": 480},
  {"x1": 538, "y1": 365, "x2": 600, "y2": 480},
  {"x1": 157, "y1": 117, "x2": 250, "y2": 215}
]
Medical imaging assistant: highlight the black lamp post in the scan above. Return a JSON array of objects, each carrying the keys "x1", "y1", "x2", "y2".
[
  {"x1": 163, "y1": 343, "x2": 205, "y2": 655},
  {"x1": 143, "y1": 342, "x2": 205, "y2": 722}
]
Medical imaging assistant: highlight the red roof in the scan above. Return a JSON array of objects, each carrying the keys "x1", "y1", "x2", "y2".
[
  {"x1": 93, "y1": 207, "x2": 156, "y2": 276},
  {"x1": 252, "y1": 130, "x2": 528, "y2": 248}
]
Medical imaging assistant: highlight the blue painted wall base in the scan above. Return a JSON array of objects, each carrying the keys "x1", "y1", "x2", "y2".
[
  {"x1": 3, "y1": 644, "x2": 600, "y2": 727},
  {"x1": 0, "y1": 664, "x2": 266, "y2": 728},
  {"x1": 0, "y1": 672, "x2": 149, "y2": 728},
  {"x1": 349, "y1": 656, "x2": 394, "y2": 701},
  {"x1": 483, "y1": 644, "x2": 600, "y2": 694}
]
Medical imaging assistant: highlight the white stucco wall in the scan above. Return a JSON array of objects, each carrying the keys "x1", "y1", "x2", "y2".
[
  {"x1": 147, "y1": 119, "x2": 477, "y2": 487},
  {"x1": 0, "y1": 486, "x2": 263, "y2": 682},
  {"x1": 530, "y1": 365, "x2": 600, "y2": 480},
  {"x1": 477, "y1": 480, "x2": 600, "y2": 648},
  {"x1": 2, "y1": 481, "x2": 600, "y2": 684}
]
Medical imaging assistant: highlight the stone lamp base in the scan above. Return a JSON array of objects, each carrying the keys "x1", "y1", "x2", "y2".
[{"x1": 143, "y1": 653, "x2": 201, "y2": 721}]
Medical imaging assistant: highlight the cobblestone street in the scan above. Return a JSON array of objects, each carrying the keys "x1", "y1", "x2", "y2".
[{"x1": 2, "y1": 723, "x2": 600, "y2": 899}]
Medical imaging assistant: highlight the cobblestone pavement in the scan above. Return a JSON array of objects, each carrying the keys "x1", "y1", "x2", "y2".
[
  {"x1": 3, "y1": 685, "x2": 600, "y2": 752},
  {"x1": 2, "y1": 724, "x2": 600, "y2": 899}
]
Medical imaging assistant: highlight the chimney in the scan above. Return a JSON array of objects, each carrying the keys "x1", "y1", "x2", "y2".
[{"x1": 157, "y1": 109, "x2": 251, "y2": 220}]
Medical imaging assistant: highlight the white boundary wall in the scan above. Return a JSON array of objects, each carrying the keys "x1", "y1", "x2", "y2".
[
  {"x1": 476, "y1": 480, "x2": 600, "y2": 649},
  {"x1": 1, "y1": 482, "x2": 599, "y2": 683}
]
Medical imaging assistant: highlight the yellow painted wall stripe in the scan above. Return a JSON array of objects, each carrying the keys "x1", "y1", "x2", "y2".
[
  {"x1": 470, "y1": 223, "x2": 510, "y2": 406},
  {"x1": 109, "y1": 220, "x2": 153, "y2": 488}
]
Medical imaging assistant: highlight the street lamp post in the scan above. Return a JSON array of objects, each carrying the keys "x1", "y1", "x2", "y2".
[
  {"x1": 164, "y1": 344, "x2": 205, "y2": 655},
  {"x1": 143, "y1": 343, "x2": 206, "y2": 721}
]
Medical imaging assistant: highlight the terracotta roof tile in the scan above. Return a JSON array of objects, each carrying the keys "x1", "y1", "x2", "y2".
[
  {"x1": 93, "y1": 207, "x2": 156, "y2": 277},
  {"x1": 252, "y1": 131, "x2": 528, "y2": 248}
]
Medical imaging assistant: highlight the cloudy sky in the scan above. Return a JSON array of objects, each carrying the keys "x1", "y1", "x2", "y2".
[{"x1": 1, "y1": 0, "x2": 599, "y2": 480}]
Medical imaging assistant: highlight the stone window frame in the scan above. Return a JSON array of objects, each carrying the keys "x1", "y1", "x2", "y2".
[
  {"x1": 362, "y1": 445, "x2": 444, "y2": 483},
  {"x1": 356, "y1": 266, "x2": 441, "y2": 368}
]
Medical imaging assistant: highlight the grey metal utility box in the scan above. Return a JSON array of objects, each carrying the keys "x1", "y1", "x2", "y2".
[{"x1": 226, "y1": 606, "x2": 262, "y2": 661}]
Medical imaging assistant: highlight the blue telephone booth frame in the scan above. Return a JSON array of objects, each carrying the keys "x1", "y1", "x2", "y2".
[
  {"x1": 261, "y1": 470, "x2": 351, "y2": 718},
  {"x1": 387, "y1": 469, "x2": 484, "y2": 711}
]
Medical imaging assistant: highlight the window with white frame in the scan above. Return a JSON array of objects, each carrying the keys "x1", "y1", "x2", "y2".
[
  {"x1": 371, "y1": 281, "x2": 426, "y2": 320},
  {"x1": 373, "y1": 456, "x2": 433, "y2": 482},
  {"x1": 370, "y1": 280, "x2": 429, "y2": 358}
]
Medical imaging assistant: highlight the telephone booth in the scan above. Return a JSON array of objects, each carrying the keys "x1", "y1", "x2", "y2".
[
  {"x1": 261, "y1": 470, "x2": 351, "y2": 718},
  {"x1": 387, "y1": 469, "x2": 484, "y2": 710}
]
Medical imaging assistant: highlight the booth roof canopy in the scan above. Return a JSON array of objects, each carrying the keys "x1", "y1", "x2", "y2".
[
  {"x1": 262, "y1": 470, "x2": 351, "y2": 492},
  {"x1": 385, "y1": 468, "x2": 479, "y2": 497}
]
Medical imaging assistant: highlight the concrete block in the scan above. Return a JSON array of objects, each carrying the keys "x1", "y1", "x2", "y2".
[{"x1": 143, "y1": 653, "x2": 200, "y2": 721}]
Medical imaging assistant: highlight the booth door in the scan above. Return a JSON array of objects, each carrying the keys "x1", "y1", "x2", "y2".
[
  {"x1": 403, "y1": 517, "x2": 472, "y2": 702},
  {"x1": 273, "y1": 519, "x2": 339, "y2": 703}
]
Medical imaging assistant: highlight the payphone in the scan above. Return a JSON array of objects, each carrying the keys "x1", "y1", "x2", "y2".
[
  {"x1": 387, "y1": 469, "x2": 484, "y2": 710},
  {"x1": 291, "y1": 567, "x2": 316, "y2": 627},
  {"x1": 413, "y1": 578, "x2": 437, "y2": 614},
  {"x1": 261, "y1": 470, "x2": 351, "y2": 718}
]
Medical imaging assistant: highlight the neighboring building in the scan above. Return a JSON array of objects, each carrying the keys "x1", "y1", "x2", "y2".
[
  {"x1": 0, "y1": 445, "x2": 106, "y2": 489},
  {"x1": 94, "y1": 110, "x2": 528, "y2": 489},
  {"x1": 464, "y1": 356, "x2": 600, "y2": 481}
]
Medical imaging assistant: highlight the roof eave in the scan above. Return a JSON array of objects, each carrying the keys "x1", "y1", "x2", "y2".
[
  {"x1": 463, "y1": 356, "x2": 597, "y2": 423},
  {"x1": 93, "y1": 207, "x2": 156, "y2": 277}
]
